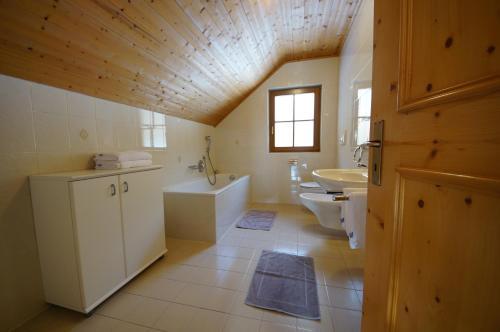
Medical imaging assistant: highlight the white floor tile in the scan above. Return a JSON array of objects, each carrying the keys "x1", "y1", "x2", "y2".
[
  {"x1": 18, "y1": 204, "x2": 363, "y2": 332},
  {"x1": 125, "y1": 274, "x2": 187, "y2": 301},
  {"x1": 330, "y1": 307, "x2": 361, "y2": 332},
  {"x1": 229, "y1": 292, "x2": 265, "y2": 320},
  {"x1": 175, "y1": 284, "x2": 236, "y2": 312},
  {"x1": 259, "y1": 321, "x2": 297, "y2": 332},
  {"x1": 327, "y1": 287, "x2": 362, "y2": 310},
  {"x1": 223, "y1": 315, "x2": 261, "y2": 332}
]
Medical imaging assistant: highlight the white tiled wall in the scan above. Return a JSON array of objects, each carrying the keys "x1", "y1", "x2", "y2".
[
  {"x1": 0, "y1": 74, "x2": 215, "y2": 331},
  {"x1": 215, "y1": 57, "x2": 339, "y2": 204},
  {"x1": 336, "y1": 0, "x2": 374, "y2": 168}
]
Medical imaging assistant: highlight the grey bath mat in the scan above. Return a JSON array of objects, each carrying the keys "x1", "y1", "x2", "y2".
[
  {"x1": 245, "y1": 250, "x2": 320, "y2": 320},
  {"x1": 236, "y1": 210, "x2": 276, "y2": 231}
]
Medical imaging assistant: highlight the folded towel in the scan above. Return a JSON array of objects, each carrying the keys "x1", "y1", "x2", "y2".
[
  {"x1": 94, "y1": 151, "x2": 152, "y2": 162},
  {"x1": 343, "y1": 188, "x2": 368, "y2": 249},
  {"x1": 95, "y1": 159, "x2": 153, "y2": 170}
]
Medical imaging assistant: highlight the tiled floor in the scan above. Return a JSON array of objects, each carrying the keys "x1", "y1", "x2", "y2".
[{"x1": 17, "y1": 204, "x2": 364, "y2": 332}]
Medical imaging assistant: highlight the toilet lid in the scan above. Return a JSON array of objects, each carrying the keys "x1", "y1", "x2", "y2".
[
  {"x1": 299, "y1": 193, "x2": 335, "y2": 202},
  {"x1": 299, "y1": 181, "x2": 322, "y2": 189}
]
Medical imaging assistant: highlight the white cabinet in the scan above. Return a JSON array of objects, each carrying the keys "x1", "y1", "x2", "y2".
[{"x1": 30, "y1": 166, "x2": 166, "y2": 313}]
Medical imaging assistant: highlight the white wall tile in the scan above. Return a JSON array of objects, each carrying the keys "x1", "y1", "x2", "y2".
[
  {"x1": 68, "y1": 92, "x2": 95, "y2": 118},
  {"x1": 337, "y1": 0, "x2": 373, "y2": 168},
  {"x1": 0, "y1": 73, "x2": 215, "y2": 332},
  {"x1": 0, "y1": 87, "x2": 32, "y2": 112},
  {"x1": 96, "y1": 119, "x2": 117, "y2": 151},
  {"x1": 215, "y1": 57, "x2": 339, "y2": 204},
  {"x1": 69, "y1": 116, "x2": 98, "y2": 152},
  {"x1": 0, "y1": 75, "x2": 31, "y2": 96},
  {"x1": 0, "y1": 110, "x2": 35, "y2": 153},
  {"x1": 112, "y1": 104, "x2": 136, "y2": 125},
  {"x1": 114, "y1": 124, "x2": 138, "y2": 150},
  {"x1": 34, "y1": 112, "x2": 70, "y2": 152},
  {"x1": 31, "y1": 83, "x2": 67, "y2": 115},
  {"x1": 95, "y1": 99, "x2": 116, "y2": 121},
  {"x1": 36, "y1": 152, "x2": 74, "y2": 173}
]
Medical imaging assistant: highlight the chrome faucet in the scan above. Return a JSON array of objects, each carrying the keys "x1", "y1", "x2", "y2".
[
  {"x1": 353, "y1": 145, "x2": 363, "y2": 163},
  {"x1": 188, "y1": 160, "x2": 205, "y2": 172},
  {"x1": 353, "y1": 145, "x2": 366, "y2": 167},
  {"x1": 353, "y1": 141, "x2": 381, "y2": 168}
]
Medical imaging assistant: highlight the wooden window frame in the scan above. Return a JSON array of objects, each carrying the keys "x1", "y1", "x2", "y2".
[{"x1": 269, "y1": 86, "x2": 321, "y2": 153}]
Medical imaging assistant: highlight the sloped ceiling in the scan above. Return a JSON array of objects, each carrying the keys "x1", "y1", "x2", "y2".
[{"x1": 0, "y1": 0, "x2": 361, "y2": 125}]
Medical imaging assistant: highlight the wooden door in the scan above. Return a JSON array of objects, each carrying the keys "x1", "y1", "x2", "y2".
[
  {"x1": 70, "y1": 176, "x2": 126, "y2": 308},
  {"x1": 120, "y1": 170, "x2": 166, "y2": 277},
  {"x1": 363, "y1": 0, "x2": 500, "y2": 331}
]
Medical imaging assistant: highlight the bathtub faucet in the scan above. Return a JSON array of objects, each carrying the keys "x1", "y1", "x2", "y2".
[{"x1": 188, "y1": 160, "x2": 205, "y2": 172}]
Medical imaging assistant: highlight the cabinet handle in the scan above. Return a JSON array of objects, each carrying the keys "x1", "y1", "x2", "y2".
[
  {"x1": 110, "y1": 184, "x2": 116, "y2": 196},
  {"x1": 123, "y1": 181, "x2": 129, "y2": 193}
]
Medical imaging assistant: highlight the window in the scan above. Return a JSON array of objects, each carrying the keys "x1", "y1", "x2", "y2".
[
  {"x1": 352, "y1": 82, "x2": 372, "y2": 146},
  {"x1": 269, "y1": 86, "x2": 321, "y2": 152},
  {"x1": 139, "y1": 109, "x2": 167, "y2": 149}
]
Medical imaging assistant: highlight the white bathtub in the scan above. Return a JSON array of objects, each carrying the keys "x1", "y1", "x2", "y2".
[{"x1": 163, "y1": 174, "x2": 250, "y2": 242}]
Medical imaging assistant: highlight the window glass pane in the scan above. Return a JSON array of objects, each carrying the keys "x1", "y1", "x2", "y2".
[
  {"x1": 141, "y1": 128, "x2": 152, "y2": 148},
  {"x1": 294, "y1": 93, "x2": 315, "y2": 120},
  {"x1": 294, "y1": 121, "x2": 314, "y2": 147},
  {"x1": 139, "y1": 109, "x2": 152, "y2": 126},
  {"x1": 274, "y1": 95, "x2": 293, "y2": 121},
  {"x1": 356, "y1": 117, "x2": 371, "y2": 145},
  {"x1": 275, "y1": 122, "x2": 293, "y2": 147},
  {"x1": 152, "y1": 127, "x2": 167, "y2": 148},
  {"x1": 357, "y1": 88, "x2": 372, "y2": 117},
  {"x1": 153, "y1": 112, "x2": 165, "y2": 125}
]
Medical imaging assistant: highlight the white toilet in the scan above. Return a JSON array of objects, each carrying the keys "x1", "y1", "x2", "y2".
[{"x1": 300, "y1": 193, "x2": 344, "y2": 230}]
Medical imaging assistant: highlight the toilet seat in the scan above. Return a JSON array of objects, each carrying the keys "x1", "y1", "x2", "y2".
[
  {"x1": 299, "y1": 193, "x2": 343, "y2": 230},
  {"x1": 299, "y1": 181, "x2": 326, "y2": 194}
]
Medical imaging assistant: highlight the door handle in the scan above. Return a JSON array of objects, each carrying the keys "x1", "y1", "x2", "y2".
[
  {"x1": 369, "y1": 121, "x2": 384, "y2": 186},
  {"x1": 123, "y1": 181, "x2": 129, "y2": 193},
  {"x1": 361, "y1": 140, "x2": 381, "y2": 148},
  {"x1": 110, "y1": 184, "x2": 116, "y2": 196}
]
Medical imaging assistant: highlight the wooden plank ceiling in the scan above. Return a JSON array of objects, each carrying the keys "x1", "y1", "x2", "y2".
[{"x1": 0, "y1": 0, "x2": 361, "y2": 125}]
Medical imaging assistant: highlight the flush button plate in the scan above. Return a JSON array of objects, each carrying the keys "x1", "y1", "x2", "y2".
[{"x1": 371, "y1": 120, "x2": 384, "y2": 186}]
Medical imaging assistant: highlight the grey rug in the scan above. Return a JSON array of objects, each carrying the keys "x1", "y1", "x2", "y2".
[
  {"x1": 236, "y1": 210, "x2": 276, "y2": 231},
  {"x1": 245, "y1": 250, "x2": 320, "y2": 320}
]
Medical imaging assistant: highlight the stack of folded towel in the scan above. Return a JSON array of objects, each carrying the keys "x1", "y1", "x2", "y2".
[{"x1": 94, "y1": 151, "x2": 153, "y2": 170}]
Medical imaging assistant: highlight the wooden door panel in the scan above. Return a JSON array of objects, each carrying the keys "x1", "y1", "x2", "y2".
[
  {"x1": 397, "y1": 92, "x2": 500, "y2": 175},
  {"x1": 364, "y1": 0, "x2": 500, "y2": 331},
  {"x1": 399, "y1": 0, "x2": 500, "y2": 112},
  {"x1": 391, "y1": 169, "x2": 500, "y2": 331}
]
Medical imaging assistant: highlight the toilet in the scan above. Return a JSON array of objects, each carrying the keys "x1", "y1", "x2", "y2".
[
  {"x1": 298, "y1": 181, "x2": 345, "y2": 230},
  {"x1": 300, "y1": 193, "x2": 344, "y2": 230}
]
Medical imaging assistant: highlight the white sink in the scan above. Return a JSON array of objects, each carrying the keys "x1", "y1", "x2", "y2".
[{"x1": 312, "y1": 168, "x2": 368, "y2": 192}]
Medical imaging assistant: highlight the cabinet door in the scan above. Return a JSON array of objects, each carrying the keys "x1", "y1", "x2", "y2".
[
  {"x1": 120, "y1": 170, "x2": 166, "y2": 276},
  {"x1": 70, "y1": 176, "x2": 126, "y2": 308}
]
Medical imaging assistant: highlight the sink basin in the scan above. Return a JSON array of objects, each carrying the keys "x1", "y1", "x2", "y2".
[{"x1": 312, "y1": 168, "x2": 368, "y2": 192}]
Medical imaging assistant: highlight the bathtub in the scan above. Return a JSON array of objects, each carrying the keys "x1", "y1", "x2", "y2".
[{"x1": 163, "y1": 174, "x2": 250, "y2": 242}]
